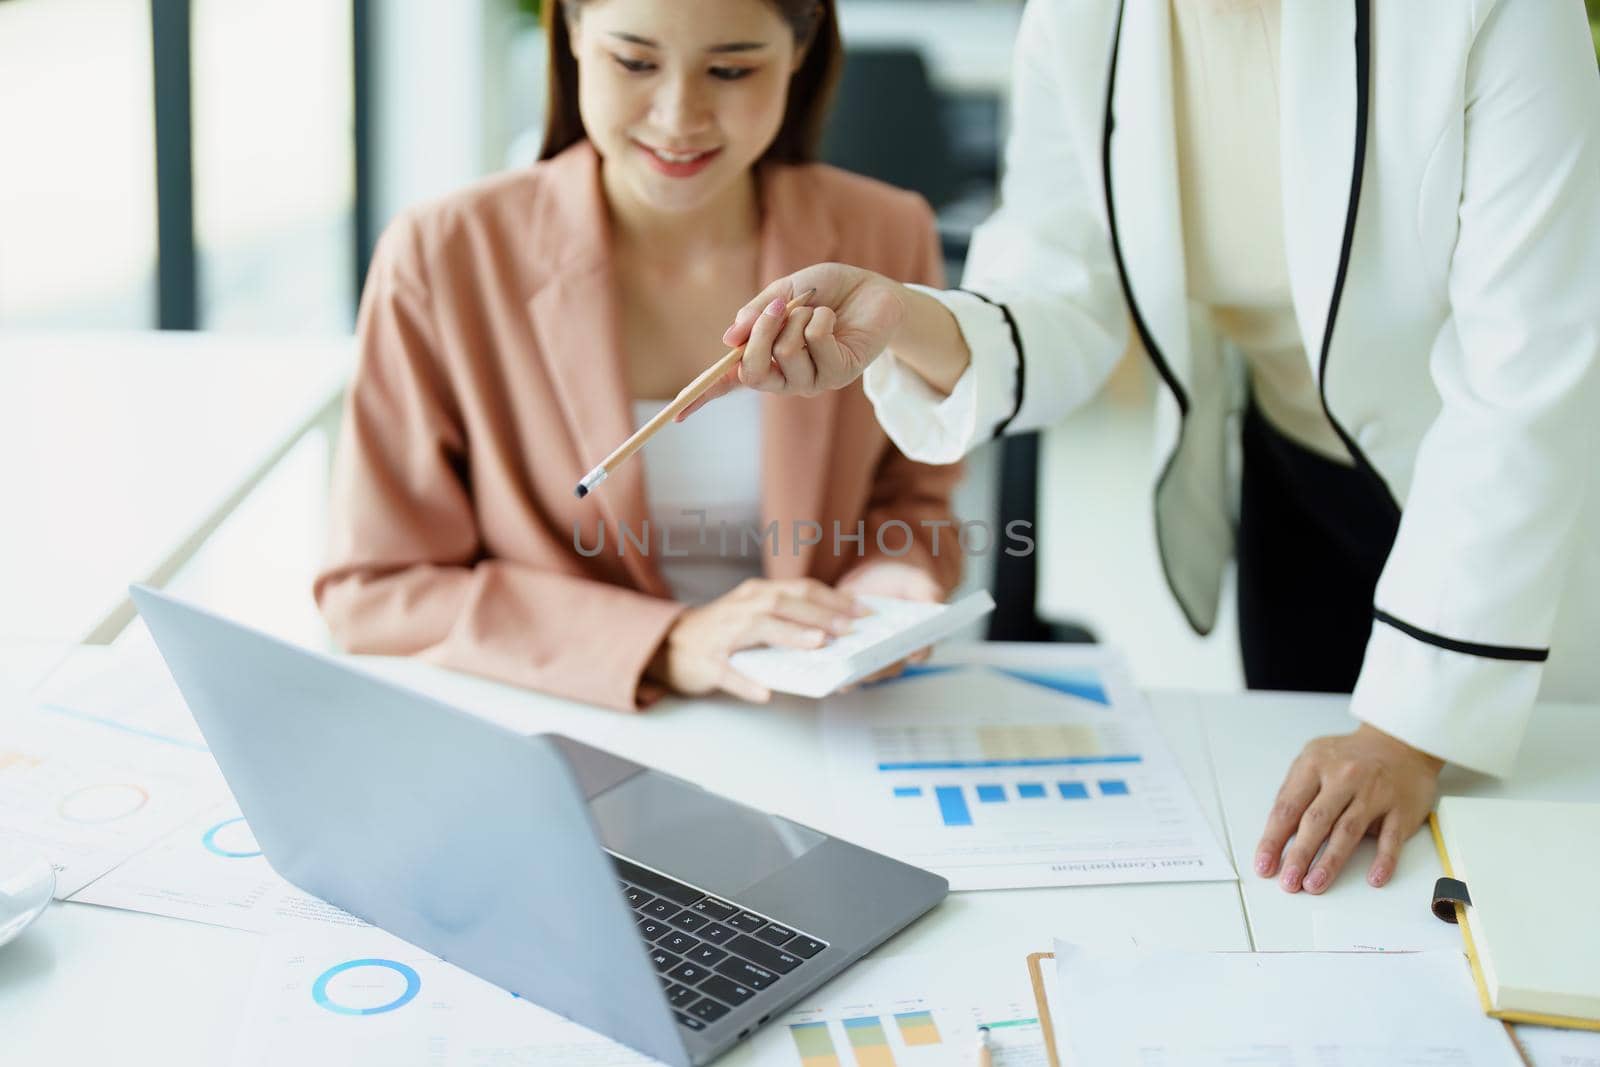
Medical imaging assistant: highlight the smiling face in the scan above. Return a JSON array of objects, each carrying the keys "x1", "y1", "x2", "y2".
[{"x1": 566, "y1": 0, "x2": 805, "y2": 218}]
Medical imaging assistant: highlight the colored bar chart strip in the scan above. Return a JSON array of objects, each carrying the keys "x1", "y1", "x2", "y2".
[
  {"x1": 788, "y1": 1012, "x2": 945, "y2": 1067},
  {"x1": 894, "y1": 1010, "x2": 942, "y2": 1046},
  {"x1": 790, "y1": 1021, "x2": 842, "y2": 1067},
  {"x1": 900, "y1": 780, "x2": 1134, "y2": 826},
  {"x1": 845, "y1": 1016, "x2": 895, "y2": 1067},
  {"x1": 877, "y1": 755, "x2": 1143, "y2": 771},
  {"x1": 934, "y1": 786, "x2": 971, "y2": 827}
]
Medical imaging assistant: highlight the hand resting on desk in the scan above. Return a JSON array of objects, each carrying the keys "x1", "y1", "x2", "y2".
[{"x1": 1254, "y1": 723, "x2": 1444, "y2": 895}]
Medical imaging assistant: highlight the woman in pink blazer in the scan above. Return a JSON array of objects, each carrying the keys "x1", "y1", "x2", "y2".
[{"x1": 314, "y1": 0, "x2": 962, "y2": 711}]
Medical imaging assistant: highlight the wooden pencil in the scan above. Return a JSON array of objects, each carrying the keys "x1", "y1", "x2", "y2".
[{"x1": 574, "y1": 288, "x2": 816, "y2": 499}]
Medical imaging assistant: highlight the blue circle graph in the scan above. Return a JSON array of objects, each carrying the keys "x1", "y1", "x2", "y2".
[
  {"x1": 200, "y1": 816, "x2": 262, "y2": 858},
  {"x1": 312, "y1": 959, "x2": 421, "y2": 1016}
]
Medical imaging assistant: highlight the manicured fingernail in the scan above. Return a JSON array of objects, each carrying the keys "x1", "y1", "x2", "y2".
[
  {"x1": 1369, "y1": 866, "x2": 1388, "y2": 887},
  {"x1": 1305, "y1": 868, "x2": 1328, "y2": 892},
  {"x1": 1254, "y1": 853, "x2": 1273, "y2": 876},
  {"x1": 1280, "y1": 865, "x2": 1302, "y2": 891},
  {"x1": 762, "y1": 297, "x2": 785, "y2": 318}
]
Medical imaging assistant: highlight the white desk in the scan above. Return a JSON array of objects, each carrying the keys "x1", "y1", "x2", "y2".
[
  {"x1": 6, "y1": 651, "x2": 1594, "y2": 1065},
  {"x1": 0, "y1": 651, "x2": 1249, "y2": 1067},
  {"x1": 0, "y1": 331, "x2": 351, "y2": 644},
  {"x1": 1198, "y1": 690, "x2": 1600, "y2": 953}
]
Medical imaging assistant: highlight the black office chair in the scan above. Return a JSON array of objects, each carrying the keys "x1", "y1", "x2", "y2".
[
  {"x1": 820, "y1": 47, "x2": 998, "y2": 265},
  {"x1": 821, "y1": 48, "x2": 964, "y2": 208}
]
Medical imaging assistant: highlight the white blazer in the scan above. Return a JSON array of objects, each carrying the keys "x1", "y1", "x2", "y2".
[{"x1": 864, "y1": 0, "x2": 1600, "y2": 775}]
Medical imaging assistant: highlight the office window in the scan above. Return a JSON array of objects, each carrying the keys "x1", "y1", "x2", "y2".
[
  {"x1": 191, "y1": 0, "x2": 355, "y2": 332},
  {"x1": 0, "y1": 0, "x2": 158, "y2": 328}
]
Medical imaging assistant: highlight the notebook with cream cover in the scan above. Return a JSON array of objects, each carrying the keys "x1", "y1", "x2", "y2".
[{"x1": 1431, "y1": 796, "x2": 1600, "y2": 1030}]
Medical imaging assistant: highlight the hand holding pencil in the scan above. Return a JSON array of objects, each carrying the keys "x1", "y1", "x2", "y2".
[{"x1": 573, "y1": 288, "x2": 816, "y2": 499}]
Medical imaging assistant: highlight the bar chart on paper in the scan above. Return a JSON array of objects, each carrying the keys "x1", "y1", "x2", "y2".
[
  {"x1": 759, "y1": 955, "x2": 1047, "y2": 1067},
  {"x1": 822, "y1": 647, "x2": 1234, "y2": 890},
  {"x1": 874, "y1": 716, "x2": 1143, "y2": 830}
]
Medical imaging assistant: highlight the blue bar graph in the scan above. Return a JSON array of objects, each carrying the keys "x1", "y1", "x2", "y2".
[
  {"x1": 893, "y1": 786, "x2": 924, "y2": 797},
  {"x1": 935, "y1": 786, "x2": 972, "y2": 826},
  {"x1": 1017, "y1": 783, "x2": 1046, "y2": 798},
  {"x1": 1099, "y1": 779, "x2": 1130, "y2": 796},
  {"x1": 1057, "y1": 782, "x2": 1089, "y2": 800},
  {"x1": 878, "y1": 755, "x2": 1142, "y2": 771},
  {"x1": 976, "y1": 785, "x2": 1006, "y2": 803}
]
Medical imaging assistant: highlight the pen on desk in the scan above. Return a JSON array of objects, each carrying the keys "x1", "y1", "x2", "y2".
[
  {"x1": 975, "y1": 1024, "x2": 993, "y2": 1067},
  {"x1": 574, "y1": 288, "x2": 817, "y2": 499}
]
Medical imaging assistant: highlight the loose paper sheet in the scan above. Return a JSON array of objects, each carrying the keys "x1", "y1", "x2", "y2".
[
  {"x1": 231, "y1": 923, "x2": 656, "y2": 1067},
  {"x1": 0, "y1": 702, "x2": 223, "y2": 897},
  {"x1": 1049, "y1": 940, "x2": 1523, "y2": 1066},
  {"x1": 821, "y1": 646, "x2": 1233, "y2": 890},
  {"x1": 744, "y1": 953, "x2": 1047, "y2": 1067},
  {"x1": 72, "y1": 801, "x2": 364, "y2": 931}
]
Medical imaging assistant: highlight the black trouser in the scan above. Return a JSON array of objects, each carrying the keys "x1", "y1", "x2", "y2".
[{"x1": 1236, "y1": 404, "x2": 1401, "y2": 693}]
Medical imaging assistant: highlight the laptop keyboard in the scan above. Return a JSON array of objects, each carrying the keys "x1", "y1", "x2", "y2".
[{"x1": 611, "y1": 854, "x2": 829, "y2": 1033}]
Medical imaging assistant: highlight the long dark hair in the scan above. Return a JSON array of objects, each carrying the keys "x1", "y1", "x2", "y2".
[{"x1": 538, "y1": 0, "x2": 841, "y2": 164}]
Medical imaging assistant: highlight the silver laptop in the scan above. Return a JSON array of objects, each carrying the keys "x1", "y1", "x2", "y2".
[{"x1": 130, "y1": 587, "x2": 946, "y2": 1066}]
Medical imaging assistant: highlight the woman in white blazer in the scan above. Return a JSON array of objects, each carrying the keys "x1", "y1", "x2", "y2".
[{"x1": 700, "y1": 0, "x2": 1600, "y2": 894}]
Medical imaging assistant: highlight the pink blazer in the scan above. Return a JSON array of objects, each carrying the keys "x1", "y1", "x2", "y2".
[{"x1": 315, "y1": 142, "x2": 963, "y2": 711}]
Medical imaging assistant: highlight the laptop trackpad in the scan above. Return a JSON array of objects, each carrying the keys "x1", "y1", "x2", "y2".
[{"x1": 589, "y1": 770, "x2": 824, "y2": 898}]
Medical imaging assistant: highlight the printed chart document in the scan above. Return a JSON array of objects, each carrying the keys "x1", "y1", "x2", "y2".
[
  {"x1": 30, "y1": 641, "x2": 209, "y2": 752},
  {"x1": 231, "y1": 923, "x2": 654, "y2": 1067},
  {"x1": 0, "y1": 702, "x2": 223, "y2": 897},
  {"x1": 1047, "y1": 940, "x2": 1522, "y2": 1066},
  {"x1": 730, "y1": 592, "x2": 994, "y2": 698},
  {"x1": 71, "y1": 801, "x2": 364, "y2": 931},
  {"x1": 821, "y1": 645, "x2": 1232, "y2": 890},
  {"x1": 742, "y1": 953, "x2": 1047, "y2": 1067}
]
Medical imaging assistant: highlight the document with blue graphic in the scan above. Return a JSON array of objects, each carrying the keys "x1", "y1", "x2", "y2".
[
  {"x1": 820, "y1": 645, "x2": 1233, "y2": 890},
  {"x1": 71, "y1": 801, "x2": 365, "y2": 932},
  {"x1": 231, "y1": 923, "x2": 652, "y2": 1067},
  {"x1": 0, "y1": 699, "x2": 224, "y2": 897}
]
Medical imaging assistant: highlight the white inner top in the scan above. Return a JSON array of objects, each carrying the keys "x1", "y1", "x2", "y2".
[
  {"x1": 1171, "y1": 0, "x2": 1352, "y2": 464},
  {"x1": 633, "y1": 391, "x2": 766, "y2": 606}
]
